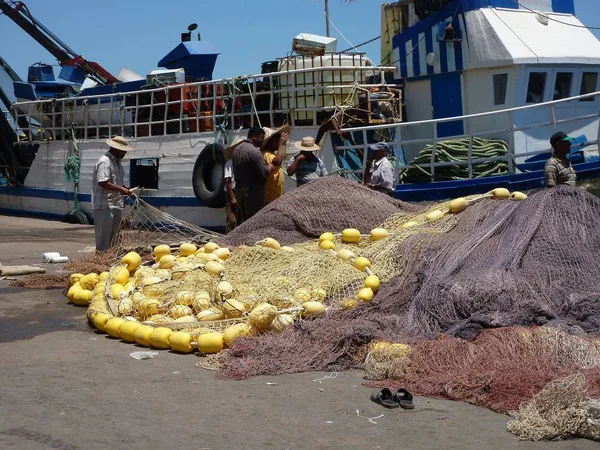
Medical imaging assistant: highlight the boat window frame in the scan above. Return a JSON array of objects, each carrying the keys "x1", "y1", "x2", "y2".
[
  {"x1": 552, "y1": 70, "x2": 576, "y2": 101},
  {"x1": 491, "y1": 71, "x2": 510, "y2": 107},
  {"x1": 578, "y1": 70, "x2": 599, "y2": 102},
  {"x1": 525, "y1": 69, "x2": 550, "y2": 104}
]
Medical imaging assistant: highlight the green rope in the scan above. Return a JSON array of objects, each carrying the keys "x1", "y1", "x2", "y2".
[
  {"x1": 399, "y1": 137, "x2": 509, "y2": 183},
  {"x1": 64, "y1": 128, "x2": 81, "y2": 213}
]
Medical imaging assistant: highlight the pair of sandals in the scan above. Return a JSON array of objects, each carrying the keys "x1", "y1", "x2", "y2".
[{"x1": 371, "y1": 388, "x2": 414, "y2": 409}]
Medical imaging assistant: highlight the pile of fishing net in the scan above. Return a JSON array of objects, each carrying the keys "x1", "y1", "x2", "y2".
[
  {"x1": 63, "y1": 175, "x2": 600, "y2": 441},
  {"x1": 223, "y1": 176, "x2": 416, "y2": 246},
  {"x1": 218, "y1": 183, "x2": 600, "y2": 377},
  {"x1": 399, "y1": 137, "x2": 509, "y2": 183},
  {"x1": 363, "y1": 327, "x2": 600, "y2": 412}
]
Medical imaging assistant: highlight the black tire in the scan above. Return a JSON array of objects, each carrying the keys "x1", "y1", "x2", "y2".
[
  {"x1": 192, "y1": 143, "x2": 226, "y2": 208},
  {"x1": 64, "y1": 210, "x2": 89, "y2": 225}
]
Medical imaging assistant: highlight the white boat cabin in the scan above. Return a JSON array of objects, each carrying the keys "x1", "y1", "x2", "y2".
[{"x1": 382, "y1": 0, "x2": 600, "y2": 162}]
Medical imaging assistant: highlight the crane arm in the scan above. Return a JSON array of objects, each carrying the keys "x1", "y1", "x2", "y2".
[{"x1": 0, "y1": 1, "x2": 118, "y2": 84}]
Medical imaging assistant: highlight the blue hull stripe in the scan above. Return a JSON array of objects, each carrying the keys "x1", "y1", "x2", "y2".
[{"x1": 0, "y1": 186, "x2": 212, "y2": 208}]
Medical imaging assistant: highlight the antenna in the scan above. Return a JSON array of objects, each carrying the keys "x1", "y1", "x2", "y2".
[{"x1": 182, "y1": 23, "x2": 198, "y2": 42}]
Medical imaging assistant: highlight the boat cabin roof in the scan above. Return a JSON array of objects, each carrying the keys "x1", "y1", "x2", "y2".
[{"x1": 465, "y1": 8, "x2": 600, "y2": 70}]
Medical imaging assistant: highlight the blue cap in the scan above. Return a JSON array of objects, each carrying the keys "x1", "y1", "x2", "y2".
[{"x1": 368, "y1": 142, "x2": 390, "y2": 153}]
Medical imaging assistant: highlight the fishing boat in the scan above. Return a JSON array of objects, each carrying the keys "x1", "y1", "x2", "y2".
[{"x1": 0, "y1": 0, "x2": 598, "y2": 229}]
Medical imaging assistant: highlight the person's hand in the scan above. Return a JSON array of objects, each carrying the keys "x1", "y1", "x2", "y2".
[
  {"x1": 230, "y1": 197, "x2": 237, "y2": 207},
  {"x1": 280, "y1": 132, "x2": 289, "y2": 146},
  {"x1": 296, "y1": 153, "x2": 306, "y2": 161},
  {"x1": 123, "y1": 188, "x2": 136, "y2": 198}
]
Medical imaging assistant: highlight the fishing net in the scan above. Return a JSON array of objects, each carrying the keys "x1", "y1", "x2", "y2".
[
  {"x1": 217, "y1": 184, "x2": 600, "y2": 381},
  {"x1": 82, "y1": 177, "x2": 471, "y2": 333},
  {"x1": 222, "y1": 176, "x2": 422, "y2": 246},
  {"x1": 362, "y1": 327, "x2": 600, "y2": 413},
  {"x1": 63, "y1": 173, "x2": 600, "y2": 439},
  {"x1": 507, "y1": 374, "x2": 600, "y2": 441},
  {"x1": 11, "y1": 273, "x2": 69, "y2": 290}
]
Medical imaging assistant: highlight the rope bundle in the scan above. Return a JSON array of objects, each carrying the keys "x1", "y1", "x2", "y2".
[{"x1": 400, "y1": 137, "x2": 509, "y2": 182}]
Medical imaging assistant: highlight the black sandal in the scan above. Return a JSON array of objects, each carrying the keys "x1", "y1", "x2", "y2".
[
  {"x1": 394, "y1": 388, "x2": 415, "y2": 409},
  {"x1": 370, "y1": 388, "x2": 400, "y2": 409}
]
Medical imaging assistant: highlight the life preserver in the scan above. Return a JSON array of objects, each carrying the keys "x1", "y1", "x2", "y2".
[{"x1": 192, "y1": 143, "x2": 226, "y2": 208}]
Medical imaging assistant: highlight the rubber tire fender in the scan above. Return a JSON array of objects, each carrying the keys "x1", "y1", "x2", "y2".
[
  {"x1": 192, "y1": 143, "x2": 226, "y2": 208},
  {"x1": 64, "y1": 210, "x2": 90, "y2": 225}
]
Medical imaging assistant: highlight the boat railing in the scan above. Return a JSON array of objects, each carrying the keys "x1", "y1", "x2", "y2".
[
  {"x1": 11, "y1": 65, "x2": 400, "y2": 143},
  {"x1": 338, "y1": 91, "x2": 600, "y2": 184}
]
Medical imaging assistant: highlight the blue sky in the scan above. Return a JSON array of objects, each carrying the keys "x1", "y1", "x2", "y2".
[{"x1": 1, "y1": 0, "x2": 599, "y2": 82}]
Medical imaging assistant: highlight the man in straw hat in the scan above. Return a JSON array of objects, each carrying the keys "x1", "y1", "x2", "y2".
[
  {"x1": 92, "y1": 136, "x2": 135, "y2": 251},
  {"x1": 287, "y1": 136, "x2": 328, "y2": 187},
  {"x1": 261, "y1": 125, "x2": 289, "y2": 204},
  {"x1": 232, "y1": 126, "x2": 277, "y2": 223}
]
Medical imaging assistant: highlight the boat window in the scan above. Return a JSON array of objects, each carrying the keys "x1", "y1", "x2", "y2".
[
  {"x1": 526, "y1": 72, "x2": 547, "y2": 103},
  {"x1": 579, "y1": 72, "x2": 598, "y2": 102},
  {"x1": 130, "y1": 158, "x2": 159, "y2": 190},
  {"x1": 553, "y1": 72, "x2": 573, "y2": 100},
  {"x1": 493, "y1": 73, "x2": 508, "y2": 106}
]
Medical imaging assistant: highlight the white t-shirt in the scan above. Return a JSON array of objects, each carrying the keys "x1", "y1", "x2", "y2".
[
  {"x1": 224, "y1": 160, "x2": 235, "y2": 192},
  {"x1": 92, "y1": 152, "x2": 124, "y2": 210}
]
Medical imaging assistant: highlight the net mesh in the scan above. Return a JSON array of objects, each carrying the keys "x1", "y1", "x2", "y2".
[
  {"x1": 362, "y1": 327, "x2": 600, "y2": 414},
  {"x1": 507, "y1": 374, "x2": 600, "y2": 441},
  {"x1": 56, "y1": 175, "x2": 600, "y2": 438}
]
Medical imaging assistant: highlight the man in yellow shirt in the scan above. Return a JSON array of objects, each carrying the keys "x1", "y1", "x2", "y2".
[{"x1": 261, "y1": 125, "x2": 290, "y2": 204}]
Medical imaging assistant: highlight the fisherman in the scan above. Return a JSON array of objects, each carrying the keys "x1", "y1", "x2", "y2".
[
  {"x1": 92, "y1": 136, "x2": 135, "y2": 252},
  {"x1": 287, "y1": 136, "x2": 328, "y2": 187},
  {"x1": 232, "y1": 126, "x2": 276, "y2": 222},
  {"x1": 364, "y1": 142, "x2": 395, "y2": 195},
  {"x1": 223, "y1": 159, "x2": 238, "y2": 232},
  {"x1": 261, "y1": 125, "x2": 289, "y2": 204},
  {"x1": 223, "y1": 138, "x2": 244, "y2": 232},
  {"x1": 544, "y1": 131, "x2": 577, "y2": 188}
]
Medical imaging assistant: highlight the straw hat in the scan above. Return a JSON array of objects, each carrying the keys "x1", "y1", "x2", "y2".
[
  {"x1": 105, "y1": 136, "x2": 132, "y2": 152},
  {"x1": 294, "y1": 136, "x2": 321, "y2": 152},
  {"x1": 261, "y1": 124, "x2": 291, "y2": 150},
  {"x1": 224, "y1": 136, "x2": 244, "y2": 161}
]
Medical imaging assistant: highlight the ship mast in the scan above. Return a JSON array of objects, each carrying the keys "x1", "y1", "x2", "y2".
[{"x1": 325, "y1": 0, "x2": 330, "y2": 37}]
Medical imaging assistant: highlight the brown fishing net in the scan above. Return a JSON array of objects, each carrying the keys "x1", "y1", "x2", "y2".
[
  {"x1": 11, "y1": 273, "x2": 69, "y2": 290},
  {"x1": 222, "y1": 176, "x2": 422, "y2": 246},
  {"x1": 362, "y1": 327, "x2": 600, "y2": 413}
]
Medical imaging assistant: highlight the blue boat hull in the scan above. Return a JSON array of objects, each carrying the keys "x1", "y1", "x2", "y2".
[{"x1": 392, "y1": 159, "x2": 600, "y2": 201}]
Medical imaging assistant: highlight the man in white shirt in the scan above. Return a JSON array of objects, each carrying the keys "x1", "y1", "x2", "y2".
[
  {"x1": 365, "y1": 142, "x2": 395, "y2": 195},
  {"x1": 224, "y1": 159, "x2": 238, "y2": 232},
  {"x1": 92, "y1": 136, "x2": 135, "y2": 251}
]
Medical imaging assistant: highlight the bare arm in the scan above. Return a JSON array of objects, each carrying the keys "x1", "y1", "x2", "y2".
[
  {"x1": 98, "y1": 180, "x2": 134, "y2": 197},
  {"x1": 225, "y1": 178, "x2": 236, "y2": 204},
  {"x1": 287, "y1": 154, "x2": 304, "y2": 176},
  {"x1": 272, "y1": 132, "x2": 288, "y2": 167}
]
